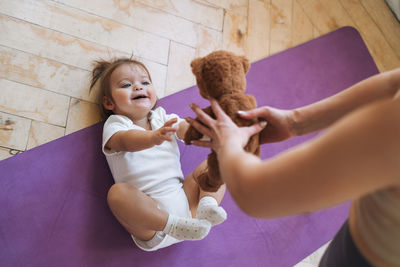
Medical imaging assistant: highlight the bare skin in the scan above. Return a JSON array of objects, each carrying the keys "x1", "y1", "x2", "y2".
[
  {"x1": 188, "y1": 68, "x2": 400, "y2": 218},
  {"x1": 107, "y1": 160, "x2": 225, "y2": 241},
  {"x1": 103, "y1": 63, "x2": 225, "y2": 241}
]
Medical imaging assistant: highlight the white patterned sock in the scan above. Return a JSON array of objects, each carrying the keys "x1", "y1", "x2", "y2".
[
  {"x1": 162, "y1": 214, "x2": 211, "y2": 241},
  {"x1": 196, "y1": 196, "x2": 227, "y2": 226}
]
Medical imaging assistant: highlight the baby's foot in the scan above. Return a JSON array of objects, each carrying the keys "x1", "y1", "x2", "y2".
[
  {"x1": 162, "y1": 214, "x2": 211, "y2": 241},
  {"x1": 197, "y1": 196, "x2": 227, "y2": 226}
]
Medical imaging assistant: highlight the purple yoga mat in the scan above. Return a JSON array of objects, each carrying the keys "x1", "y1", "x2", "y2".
[{"x1": 0, "y1": 27, "x2": 378, "y2": 267}]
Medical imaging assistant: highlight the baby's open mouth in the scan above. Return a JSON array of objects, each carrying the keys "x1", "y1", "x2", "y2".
[{"x1": 132, "y1": 95, "x2": 148, "y2": 100}]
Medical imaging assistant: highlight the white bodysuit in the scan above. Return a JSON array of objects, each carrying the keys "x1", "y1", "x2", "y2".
[{"x1": 102, "y1": 107, "x2": 191, "y2": 251}]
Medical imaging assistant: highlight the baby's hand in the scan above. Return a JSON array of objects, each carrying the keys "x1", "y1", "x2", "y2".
[{"x1": 152, "y1": 118, "x2": 178, "y2": 145}]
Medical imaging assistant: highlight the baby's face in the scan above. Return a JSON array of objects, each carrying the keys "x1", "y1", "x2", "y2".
[{"x1": 108, "y1": 63, "x2": 157, "y2": 121}]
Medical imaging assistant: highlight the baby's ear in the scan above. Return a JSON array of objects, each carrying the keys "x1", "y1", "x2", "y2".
[
  {"x1": 190, "y1": 58, "x2": 203, "y2": 77},
  {"x1": 240, "y1": 56, "x2": 250, "y2": 74},
  {"x1": 102, "y1": 96, "x2": 115, "y2": 111}
]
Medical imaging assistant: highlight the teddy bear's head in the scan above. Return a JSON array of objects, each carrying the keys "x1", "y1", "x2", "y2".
[{"x1": 190, "y1": 50, "x2": 250, "y2": 100}]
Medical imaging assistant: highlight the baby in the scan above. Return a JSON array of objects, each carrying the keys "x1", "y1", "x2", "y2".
[{"x1": 90, "y1": 57, "x2": 227, "y2": 251}]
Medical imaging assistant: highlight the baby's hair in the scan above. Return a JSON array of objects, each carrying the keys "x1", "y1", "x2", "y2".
[{"x1": 90, "y1": 56, "x2": 155, "y2": 120}]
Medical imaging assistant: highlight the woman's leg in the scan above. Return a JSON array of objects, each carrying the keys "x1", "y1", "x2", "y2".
[
  {"x1": 319, "y1": 221, "x2": 373, "y2": 267},
  {"x1": 107, "y1": 182, "x2": 168, "y2": 241}
]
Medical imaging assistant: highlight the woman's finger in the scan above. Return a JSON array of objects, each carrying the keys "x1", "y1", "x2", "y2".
[
  {"x1": 210, "y1": 99, "x2": 229, "y2": 120},
  {"x1": 187, "y1": 117, "x2": 213, "y2": 137},
  {"x1": 238, "y1": 106, "x2": 270, "y2": 119},
  {"x1": 190, "y1": 104, "x2": 215, "y2": 127},
  {"x1": 245, "y1": 121, "x2": 267, "y2": 137},
  {"x1": 191, "y1": 140, "x2": 213, "y2": 148}
]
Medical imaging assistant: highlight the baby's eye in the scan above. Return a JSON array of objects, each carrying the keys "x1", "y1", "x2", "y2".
[
  {"x1": 142, "y1": 81, "x2": 150, "y2": 85},
  {"x1": 121, "y1": 83, "x2": 131, "y2": 88}
]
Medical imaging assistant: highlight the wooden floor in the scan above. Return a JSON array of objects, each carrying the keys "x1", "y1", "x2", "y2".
[{"x1": 1, "y1": 0, "x2": 399, "y2": 265}]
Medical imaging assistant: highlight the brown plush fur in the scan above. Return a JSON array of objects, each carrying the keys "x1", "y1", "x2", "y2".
[{"x1": 184, "y1": 50, "x2": 260, "y2": 192}]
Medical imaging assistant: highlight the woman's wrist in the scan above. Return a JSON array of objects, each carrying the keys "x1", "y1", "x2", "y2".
[
  {"x1": 289, "y1": 109, "x2": 302, "y2": 137},
  {"x1": 218, "y1": 144, "x2": 244, "y2": 174},
  {"x1": 217, "y1": 139, "x2": 244, "y2": 160}
]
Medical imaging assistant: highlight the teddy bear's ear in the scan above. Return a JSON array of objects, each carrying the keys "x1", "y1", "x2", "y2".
[
  {"x1": 190, "y1": 58, "x2": 203, "y2": 77},
  {"x1": 240, "y1": 56, "x2": 250, "y2": 74}
]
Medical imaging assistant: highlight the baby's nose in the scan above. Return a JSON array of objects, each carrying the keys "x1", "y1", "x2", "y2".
[{"x1": 133, "y1": 84, "x2": 143, "y2": 90}]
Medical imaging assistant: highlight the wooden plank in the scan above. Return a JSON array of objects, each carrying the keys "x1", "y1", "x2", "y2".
[
  {"x1": 313, "y1": 25, "x2": 322, "y2": 39},
  {"x1": 57, "y1": 0, "x2": 223, "y2": 31},
  {"x1": 319, "y1": 0, "x2": 355, "y2": 27},
  {"x1": 0, "y1": 14, "x2": 128, "y2": 71},
  {"x1": 195, "y1": 26, "x2": 223, "y2": 58},
  {"x1": 65, "y1": 98, "x2": 102, "y2": 135},
  {"x1": 297, "y1": 0, "x2": 333, "y2": 35},
  {"x1": 0, "y1": 112, "x2": 31, "y2": 151},
  {"x1": 0, "y1": 46, "x2": 97, "y2": 103},
  {"x1": 247, "y1": 0, "x2": 271, "y2": 61},
  {"x1": 0, "y1": 79, "x2": 70, "y2": 127},
  {"x1": 0, "y1": 0, "x2": 169, "y2": 65},
  {"x1": 53, "y1": 0, "x2": 200, "y2": 48},
  {"x1": 0, "y1": 147, "x2": 15, "y2": 161},
  {"x1": 0, "y1": 14, "x2": 167, "y2": 93},
  {"x1": 165, "y1": 41, "x2": 196, "y2": 96},
  {"x1": 340, "y1": 0, "x2": 400, "y2": 71},
  {"x1": 134, "y1": 0, "x2": 224, "y2": 30},
  {"x1": 198, "y1": 0, "x2": 249, "y2": 16},
  {"x1": 297, "y1": 0, "x2": 354, "y2": 36},
  {"x1": 292, "y1": 0, "x2": 313, "y2": 47},
  {"x1": 270, "y1": 0, "x2": 293, "y2": 55},
  {"x1": 27, "y1": 121, "x2": 65, "y2": 150},
  {"x1": 361, "y1": 0, "x2": 400, "y2": 59},
  {"x1": 223, "y1": 10, "x2": 248, "y2": 55}
]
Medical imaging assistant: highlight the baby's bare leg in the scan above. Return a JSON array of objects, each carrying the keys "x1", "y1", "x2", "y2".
[
  {"x1": 183, "y1": 160, "x2": 227, "y2": 225},
  {"x1": 199, "y1": 182, "x2": 226, "y2": 204},
  {"x1": 107, "y1": 183, "x2": 168, "y2": 241},
  {"x1": 108, "y1": 182, "x2": 212, "y2": 242},
  {"x1": 183, "y1": 161, "x2": 226, "y2": 212}
]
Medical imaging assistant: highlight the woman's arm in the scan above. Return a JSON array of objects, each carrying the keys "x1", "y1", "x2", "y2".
[
  {"x1": 292, "y1": 68, "x2": 400, "y2": 136},
  {"x1": 190, "y1": 98, "x2": 400, "y2": 218},
  {"x1": 106, "y1": 118, "x2": 178, "y2": 152},
  {"x1": 239, "y1": 68, "x2": 400, "y2": 143}
]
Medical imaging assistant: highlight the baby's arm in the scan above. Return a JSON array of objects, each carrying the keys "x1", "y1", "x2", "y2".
[{"x1": 105, "y1": 118, "x2": 178, "y2": 152}]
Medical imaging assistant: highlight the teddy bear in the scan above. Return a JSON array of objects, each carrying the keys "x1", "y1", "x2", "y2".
[{"x1": 184, "y1": 50, "x2": 260, "y2": 192}]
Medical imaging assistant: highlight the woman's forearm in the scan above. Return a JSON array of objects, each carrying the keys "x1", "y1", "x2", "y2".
[
  {"x1": 293, "y1": 68, "x2": 400, "y2": 136},
  {"x1": 220, "y1": 97, "x2": 400, "y2": 219},
  {"x1": 218, "y1": 143, "x2": 262, "y2": 213}
]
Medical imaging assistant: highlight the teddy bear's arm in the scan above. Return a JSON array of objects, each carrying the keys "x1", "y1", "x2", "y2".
[
  {"x1": 184, "y1": 106, "x2": 214, "y2": 145},
  {"x1": 245, "y1": 94, "x2": 257, "y2": 109}
]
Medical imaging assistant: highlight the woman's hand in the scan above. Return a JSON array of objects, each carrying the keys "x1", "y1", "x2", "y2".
[
  {"x1": 238, "y1": 106, "x2": 297, "y2": 144},
  {"x1": 152, "y1": 118, "x2": 178, "y2": 145},
  {"x1": 188, "y1": 99, "x2": 267, "y2": 154}
]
